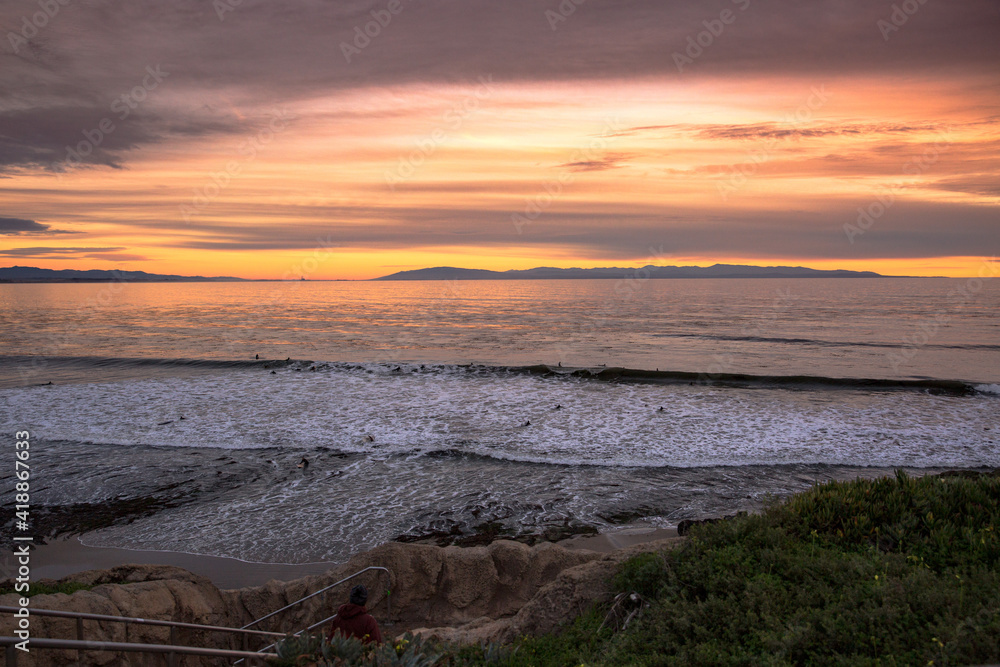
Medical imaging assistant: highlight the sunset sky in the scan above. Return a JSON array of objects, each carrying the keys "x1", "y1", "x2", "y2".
[{"x1": 1, "y1": 0, "x2": 997, "y2": 279}]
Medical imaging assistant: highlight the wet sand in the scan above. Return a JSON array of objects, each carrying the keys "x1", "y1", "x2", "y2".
[
  {"x1": 25, "y1": 537, "x2": 340, "y2": 590},
  {"x1": 21, "y1": 526, "x2": 679, "y2": 590}
]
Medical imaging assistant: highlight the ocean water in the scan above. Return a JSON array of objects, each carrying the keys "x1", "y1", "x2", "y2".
[{"x1": 0, "y1": 278, "x2": 997, "y2": 564}]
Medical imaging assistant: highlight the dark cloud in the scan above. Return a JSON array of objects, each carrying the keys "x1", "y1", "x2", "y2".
[
  {"x1": 0, "y1": 216, "x2": 77, "y2": 234},
  {"x1": 559, "y1": 153, "x2": 630, "y2": 172},
  {"x1": 619, "y1": 121, "x2": 960, "y2": 143},
  {"x1": 0, "y1": 246, "x2": 131, "y2": 259},
  {"x1": 0, "y1": 104, "x2": 248, "y2": 173},
  {"x1": 692, "y1": 123, "x2": 944, "y2": 142},
  {"x1": 0, "y1": 217, "x2": 47, "y2": 233},
  {"x1": 931, "y1": 177, "x2": 1000, "y2": 198},
  {"x1": 146, "y1": 199, "x2": 997, "y2": 261}
]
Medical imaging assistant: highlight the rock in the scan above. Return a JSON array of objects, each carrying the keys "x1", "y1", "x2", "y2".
[
  {"x1": 409, "y1": 536, "x2": 683, "y2": 645},
  {"x1": 0, "y1": 538, "x2": 673, "y2": 665},
  {"x1": 0, "y1": 565, "x2": 229, "y2": 666}
]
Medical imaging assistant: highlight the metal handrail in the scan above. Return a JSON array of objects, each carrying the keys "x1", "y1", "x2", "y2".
[
  {"x1": 240, "y1": 608, "x2": 344, "y2": 663},
  {"x1": 242, "y1": 565, "x2": 391, "y2": 630},
  {"x1": 242, "y1": 603, "x2": 388, "y2": 662},
  {"x1": 1, "y1": 636, "x2": 274, "y2": 665},
  {"x1": 304, "y1": 611, "x2": 341, "y2": 634},
  {"x1": 0, "y1": 566, "x2": 392, "y2": 665},
  {"x1": 235, "y1": 565, "x2": 392, "y2": 664},
  {"x1": 0, "y1": 605, "x2": 285, "y2": 639}
]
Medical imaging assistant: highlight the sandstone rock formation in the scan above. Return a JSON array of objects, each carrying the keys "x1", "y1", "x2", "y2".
[
  {"x1": 0, "y1": 538, "x2": 685, "y2": 666},
  {"x1": 408, "y1": 536, "x2": 683, "y2": 645}
]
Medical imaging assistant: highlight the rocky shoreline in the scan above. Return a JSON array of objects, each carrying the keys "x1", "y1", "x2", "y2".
[{"x1": 4, "y1": 494, "x2": 606, "y2": 556}]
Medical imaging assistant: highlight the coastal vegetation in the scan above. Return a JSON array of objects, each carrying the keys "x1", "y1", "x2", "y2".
[{"x1": 271, "y1": 470, "x2": 1000, "y2": 666}]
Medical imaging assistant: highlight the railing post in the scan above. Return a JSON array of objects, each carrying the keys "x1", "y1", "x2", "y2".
[
  {"x1": 6, "y1": 644, "x2": 17, "y2": 667},
  {"x1": 168, "y1": 625, "x2": 177, "y2": 667},
  {"x1": 76, "y1": 616, "x2": 84, "y2": 663},
  {"x1": 386, "y1": 570, "x2": 391, "y2": 621}
]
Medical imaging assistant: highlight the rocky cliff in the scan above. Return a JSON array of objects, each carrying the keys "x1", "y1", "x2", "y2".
[{"x1": 0, "y1": 538, "x2": 681, "y2": 666}]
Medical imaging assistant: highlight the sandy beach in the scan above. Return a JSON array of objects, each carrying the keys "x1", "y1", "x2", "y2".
[
  {"x1": 22, "y1": 525, "x2": 679, "y2": 589},
  {"x1": 26, "y1": 536, "x2": 340, "y2": 589}
]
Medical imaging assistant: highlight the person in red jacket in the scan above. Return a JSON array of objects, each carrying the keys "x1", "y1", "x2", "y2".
[{"x1": 327, "y1": 584, "x2": 382, "y2": 644}]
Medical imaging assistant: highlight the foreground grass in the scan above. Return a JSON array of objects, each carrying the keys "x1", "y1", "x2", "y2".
[{"x1": 274, "y1": 471, "x2": 1000, "y2": 666}]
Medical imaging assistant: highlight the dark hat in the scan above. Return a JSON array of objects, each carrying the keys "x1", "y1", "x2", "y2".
[{"x1": 349, "y1": 584, "x2": 368, "y2": 606}]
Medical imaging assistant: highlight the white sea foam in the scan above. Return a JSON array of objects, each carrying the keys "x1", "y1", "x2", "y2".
[
  {"x1": 6, "y1": 364, "x2": 998, "y2": 563},
  {"x1": 2, "y1": 363, "x2": 997, "y2": 469}
]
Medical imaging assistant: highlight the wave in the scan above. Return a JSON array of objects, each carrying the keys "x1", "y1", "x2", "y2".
[
  {"x1": 284, "y1": 360, "x2": 994, "y2": 396},
  {"x1": 1, "y1": 354, "x2": 994, "y2": 396},
  {"x1": 0, "y1": 354, "x2": 294, "y2": 388},
  {"x1": 395, "y1": 446, "x2": 999, "y2": 470},
  {"x1": 651, "y1": 333, "x2": 1000, "y2": 351},
  {"x1": 0, "y1": 354, "x2": 290, "y2": 372},
  {"x1": 515, "y1": 365, "x2": 985, "y2": 396},
  {"x1": 16, "y1": 438, "x2": 997, "y2": 475}
]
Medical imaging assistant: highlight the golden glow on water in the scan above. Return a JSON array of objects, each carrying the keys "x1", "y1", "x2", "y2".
[{"x1": 1, "y1": 277, "x2": 998, "y2": 383}]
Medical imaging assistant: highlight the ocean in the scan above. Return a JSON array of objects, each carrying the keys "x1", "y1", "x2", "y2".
[{"x1": 0, "y1": 277, "x2": 997, "y2": 565}]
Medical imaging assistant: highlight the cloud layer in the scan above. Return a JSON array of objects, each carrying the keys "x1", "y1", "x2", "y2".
[{"x1": 1, "y1": 0, "x2": 997, "y2": 276}]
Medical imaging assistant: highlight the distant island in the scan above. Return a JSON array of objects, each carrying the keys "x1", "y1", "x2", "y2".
[
  {"x1": 0, "y1": 266, "x2": 246, "y2": 283},
  {"x1": 0, "y1": 263, "x2": 889, "y2": 283},
  {"x1": 374, "y1": 264, "x2": 885, "y2": 280}
]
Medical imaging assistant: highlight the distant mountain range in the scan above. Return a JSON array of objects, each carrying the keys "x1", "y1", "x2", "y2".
[
  {"x1": 374, "y1": 264, "x2": 885, "y2": 280},
  {"x1": 0, "y1": 266, "x2": 246, "y2": 282},
  {"x1": 0, "y1": 263, "x2": 888, "y2": 283}
]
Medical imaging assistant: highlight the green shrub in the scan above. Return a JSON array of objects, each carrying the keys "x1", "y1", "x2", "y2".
[
  {"x1": 270, "y1": 631, "x2": 442, "y2": 666},
  {"x1": 774, "y1": 470, "x2": 1000, "y2": 571},
  {"x1": 612, "y1": 552, "x2": 668, "y2": 599},
  {"x1": 272, "y1": 632, "x2": 325, "y2": 665},
  {"x1": 593, "y1": 472, "x2": 1000, "y2": 666},
  {"x1": 272, "y1": 473, "x2": 1000, "y2": 666}
]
